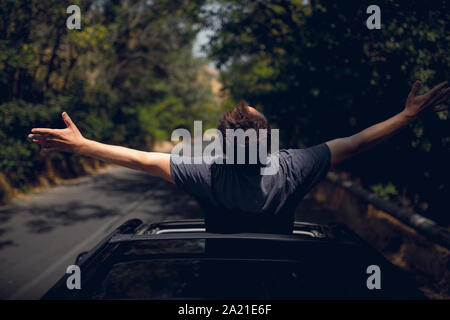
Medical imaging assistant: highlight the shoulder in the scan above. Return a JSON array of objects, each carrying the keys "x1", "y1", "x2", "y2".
[
  {"x1": 285, "y1": 143, "x2": 331, "y2": 163},
  {"x1": 169, "y1": 155, "x2": 218, "y2": 187},
  {"x1": 170, "y1": 155, "x2": 212, "y2": 177},
  {"x1": 280, "y1": 143, "x2": 331, "y2": 179}
]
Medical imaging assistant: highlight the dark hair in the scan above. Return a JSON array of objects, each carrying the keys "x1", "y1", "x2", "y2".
[{"x1": 217, "y1": 101, "x2": 271, "y2": 164}]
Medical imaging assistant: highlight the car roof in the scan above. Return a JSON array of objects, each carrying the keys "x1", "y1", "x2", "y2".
[
  {"x1": 114, "y1": 218, "x2": 361, "y2": 243},
  {"x1": 44, "y1": 219, "x2": 421, "y2": 299}
]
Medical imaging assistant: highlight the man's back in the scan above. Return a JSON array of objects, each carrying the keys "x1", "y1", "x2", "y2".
[{"x1": 170, "y1": 143, "x2": 331, "y2": 234}]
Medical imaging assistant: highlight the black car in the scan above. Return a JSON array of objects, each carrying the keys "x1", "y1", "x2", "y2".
[{"x1": 42, "y1": 219, "x2": 423, "y2": 299}]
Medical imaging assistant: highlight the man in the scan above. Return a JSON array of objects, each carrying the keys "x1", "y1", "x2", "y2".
[{"x1": 29, "y1": 81, "x2": 449, "y2": 233}]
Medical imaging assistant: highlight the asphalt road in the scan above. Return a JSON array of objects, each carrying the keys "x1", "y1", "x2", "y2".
[
  {"x1": 0, "y1": 165, "x2": 336, "y2": 300},
  {"x1": 0, "y1": 167, "x2": 205, "y2": 299}
]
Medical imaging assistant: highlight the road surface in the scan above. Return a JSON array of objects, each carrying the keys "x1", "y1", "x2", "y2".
[{"x1": 0, "y1": 166, "x2": 336, "y2": 299}]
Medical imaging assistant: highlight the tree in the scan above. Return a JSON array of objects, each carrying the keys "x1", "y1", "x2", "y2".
[
  {"x1": 0, "y1": 0, "x2": 220, "y2": 194},
  {"x1": 208, "y1": 0, "x2": 449, "y2": 224}
]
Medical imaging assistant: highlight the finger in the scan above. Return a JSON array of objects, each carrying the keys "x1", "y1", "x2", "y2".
[
  {"x1": 28, "y1": 133, "x2": 50, "y2": 139},
  {"x1": 28, "y1": 134, "x2": 62, "y2": 143},
  {"x1": 32, "y1": 138, "x2": 58, "y2": 145},
  {"x1": 426, "y1": 87, "x2": 447, "y2": 107},
  {"x1": 425, "y1": 81, "x2": 448, "y2": 99},
  {"x1": 31, "y1": 128, "x2": 57, "y2": 134},
  {"x1": 408, "y1": 80, "x2": 422, "y2": 98},
  {"x1": 62, "y1": 112, "x2": 74, "y2": 128},
  {"x1": 431, "y1": 88, "x2": 450, "y2": 106}
]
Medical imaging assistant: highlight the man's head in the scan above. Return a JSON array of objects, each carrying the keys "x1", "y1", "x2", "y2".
[{"x1": 217, "y1": 101, "x2": 271, "y2": 164}]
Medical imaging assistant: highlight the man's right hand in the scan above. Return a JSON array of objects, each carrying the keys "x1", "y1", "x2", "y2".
[
  {"x1": 28, "y1": 112, "x2": 173, "y2": 183},
  {"x1": 28, "y1": 112, "x2": 86, "y2": 154}
]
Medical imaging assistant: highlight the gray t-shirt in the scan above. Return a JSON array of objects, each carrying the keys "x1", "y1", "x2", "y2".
[{"x1": 170, "y1": 143, "x2": 331, "y2": 234}]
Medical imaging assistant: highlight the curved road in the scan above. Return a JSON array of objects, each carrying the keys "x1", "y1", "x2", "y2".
[{"x1": 0, "y1": 166, "x2": 336, "y2": 299}]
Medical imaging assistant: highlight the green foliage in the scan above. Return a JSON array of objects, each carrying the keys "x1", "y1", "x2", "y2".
[
  {"x1": 209, "y1": 0, "x2": 449, "y2": 224},
  {"x1": 0, "y1": 0, "x2": 220, "y2": 193},
  {"x1": 371, "y1": 182, "x2": 398, "y2": 201},
  {"x1": 0, "y1": 101, "x2": 59, "y2": 187}
]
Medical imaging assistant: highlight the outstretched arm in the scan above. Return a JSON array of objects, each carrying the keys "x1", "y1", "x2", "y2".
[
  {"x1": 326, "y1": 80, "x2": 449, "y2": 166},
  {"x1": 28, "y1": 112, "x2": 174, "y2": 183}
]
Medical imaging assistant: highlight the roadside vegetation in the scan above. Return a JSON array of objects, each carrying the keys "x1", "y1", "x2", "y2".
[
  {"x1": 0, "y1": 0, "x2": 221, "y2": 202},
  {"x1": 207, "y1": 0, "x2": 449, "y2": 226}
]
